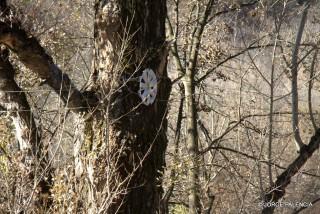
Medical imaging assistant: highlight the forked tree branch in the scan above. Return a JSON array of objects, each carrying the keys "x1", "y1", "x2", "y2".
[
  {"x1": 0, "y1": 5, "x2": 97, "y2": 113},
  {"x1": 187, "y1": 0, "x2": 214, "y2": 76}
]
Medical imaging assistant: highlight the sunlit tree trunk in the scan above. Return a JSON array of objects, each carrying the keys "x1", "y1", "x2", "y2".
[
  {"x1": 183, "y1": 72, "x2": 200, "y2": 214},
  {"x1": 0, "y1": 0, "x2": 171, "y2": 212},
  {"x1": 85, "y1": 0, "x2": 171, "y2": 213},
  {"x1": 0, "y1": 5, "x2": 52, "y2": 209}
]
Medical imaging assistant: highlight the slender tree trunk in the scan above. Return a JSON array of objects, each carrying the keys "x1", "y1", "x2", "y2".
[
  {"x1": 183, "y1": 72, "x2": 200, "y2": 214},
  {"x1": 291, "y1": 2, "x2": 309, "y2": 151}
]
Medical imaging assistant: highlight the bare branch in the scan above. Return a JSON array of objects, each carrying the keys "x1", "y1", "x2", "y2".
[
  {"x1": 308, "y1": 50, "x2": 318, "y2": 131},
  {"x1": 196, "y1": 39, "x2": 266, "y2": 84},
  {"x1": 293, "y1": 197, "x2": 320, "y2": 213},
  {"x1": 205, "y1": 145, "x2": 320, "y2": 178},
  {"x1": 262, "y1": 129, "x2": 320, "y2": 214},
  {"x1": 200, "y1": 111, "x2": 314, "y2": 154},
  {"x1": 207, "y1": 0, "x2": 259, "y2": 23},
  {"x1": 166, "y1": 16, "x2": 185, "y2": 74},
  {"x1": 0, "y1": 15, "x2": 96, "y2": 113},
  {"x1": 290, "y1": 3, "x2": 309, "y2": 151},
  {"x1": 187, "y1": 0, "x2": 214, "y2": 76}
]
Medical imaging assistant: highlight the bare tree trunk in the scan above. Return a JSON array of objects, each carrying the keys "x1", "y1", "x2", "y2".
[
  {"x1": 183, "y1": 73, "x2": 200, "y2": 214},
  {"x1": 169, "y1": 1, "x2": 214, "y2": 212},
  {"x1": 290, "y1": 2, "x2": 309, "y2": 151},
  {"x1": 308, "y1": 50, "x2": 318, "y2": 131},
  {"x1": 87, "y1": 1, "x2": 171, "y2": 213},
  {"x1": 0, "y1": 0, "x2": 171, "y2": 212}
]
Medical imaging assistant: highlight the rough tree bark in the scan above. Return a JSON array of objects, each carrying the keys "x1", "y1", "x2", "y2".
[
  {"x1": 0, "y1": 47, "x2": 38, "y2": 153},
  {"x1": 0, "y1": 3, "x2": 52, "y2": 210},
  {"x1": 86, "y1": 0, "x2": 171, "y2": 213},
  {"x1": 0, "y1": 0, "x2": 171, "y2": 213}
]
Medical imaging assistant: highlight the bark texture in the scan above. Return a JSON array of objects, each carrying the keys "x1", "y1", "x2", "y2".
[
  {"x1": 0, "y1": 47, "x2": 38, "y2": 153},
  {"x1": 0, "y1": 46, "x2": 52, "y2": 209},
  {"x1": 183, "y1": 73, "x2": 200, "y2": 214},
  {"x1": 0, "y1": 1, "x2": 171, "y2": 212},
  {"x1": 88, "y1": 0, "x2": 171, "y2": 213}
]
